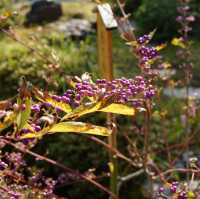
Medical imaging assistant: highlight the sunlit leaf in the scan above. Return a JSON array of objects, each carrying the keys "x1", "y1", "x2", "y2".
[
  {"x1": 33, "y1": 88, "x2": 72, "y2": 113},
  {"x1": 155, "y1": 43, "x2": 167, "y2": 51},
  {"x1": 45, "y1": 97, "x2": 72, "y2": 113},
  {"x1": 62, "y1": 97, "x2": 112, "y2": 120},
  {"x1": 16, "y1": 97, "x2": 31, "y2": 130},
  {"x1": 3, "y1": 11, "x2": 12, "y2": 18},
  {"x1": 21, "y1": 122, "x2": 111, "y2": 138},
  {"x1": 48, "y1": 122, "x2": 111, "y2": 136},
  {"x1": 21, "y1": 127, "x2": 50, "y2": 139},
  {"x1": 81, "y1": 73, "x2": 93, "y2": 83},
  {"x1": 0, "y1": 111, "x2": 16, "y2": 132},
  {"x1": 108, "y1": 162, "x2": 114, "y2": 174},
  {"x1": 162, "y1": 62, "x2": 172, "y2": 69},
  {"x1": 99, "y1": 103, "x2": 135, "y2": 116},
  {"x1": 126, "y1": 41, "x2": 138, "y2": 47},
  {"x1": 148, "y1": 29, "x2": 157, "y2": 40},
  {"x1": 187, "y1": 191, "x2": 195, "y2": 199},
  {"x1": 171, "y1": 37, "x2": 186, "y2": 48}
]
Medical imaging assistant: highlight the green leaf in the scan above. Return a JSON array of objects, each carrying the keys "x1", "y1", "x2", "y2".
[
  {"x1": 99, "y1": 103, "x2": 135, "y2": 116},
  {"x1": 21, "y1": 122, "x2": 111, "y2": 138},
  {"x1": 16, "y1": 97, "x2": 31, "y2": 130}
]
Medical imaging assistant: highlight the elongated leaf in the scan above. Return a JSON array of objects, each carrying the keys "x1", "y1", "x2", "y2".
[
  {"x1": 62, "y1": 97, "x2": 112, "y2": 120},
  {"x1": 33, "y1": 88, "x2": 72, "y2": 113},
  {"x1": 0, "y1": 112, "x2": 16, "y2": 132},
  {"x1": 21, "y1": 122, "x2": 111, "y2": 138},
  {"x1": 99, "y1": 103, "x2": 135, "y2": 116},
  {"x1": 16, "y1": 98, "x2": 31, "y2": 130},
  {"x1": 155, "y1": 43, "x2": 167, "y2": 51},
  {"x1": 149, "y1": 29, "x2": 157, "y2": 40},
  {"x1": 45, "y1": 97, "x2": 72, "y2": 113},
  {"x1": 49, "y1": 122, "x2": 111, "y2": 136},
  {"x1": 21, "y1": 127, "x2": 50, "y2": 139},
  {"x1": 171, "y1": 37, "x2": 186, "y2": 48}
]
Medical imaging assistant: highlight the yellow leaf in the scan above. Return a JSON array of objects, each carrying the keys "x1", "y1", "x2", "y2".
[
  {"x1": 148, "y1": 29, "x2": 157, "y2": 39},
  {"x1": 3, "y1": 11, "x2": 12, "y2": 17},
  {"x1": 108, "y1": 162, "x2": 114, "y2": 174},
  {"x1": 62, "y1": 98, "x2": 112, "y2": 120},
  {"x1": 21, "y1": 127, "x2": 50, "y2": 139},
  {"x1": 171, "y1": 37, "x2": 186, "y2": 48},
  {"x1": 46, "y1": 97, "x2": 72, "y2": 113},
  {"x1": 99, "y1": 103, "x2": 135, "y2": 116},
  {"x1": 21, "y1": 122, "x2": 111, "y2": 138},
  {"x1": 0, "y1": 112, "x2": 16, "y2": 132},
  {"x1": 162, "y1": 62, "x2": 172, "y2": 69},
  {"x1": 155, "y1": 43, "x2": 167, "y2": 51},
  {"x1": 126, "y1": 41, "x2": 138, "y2": 47},
  {"x1": 33, "y1": 88, "x2": 72, "y2": 113},
  {"x1": 187, "y1": 191, "x2": 195, "y2": 199},
  {"x1": 49, "y1": 122, "x2": 111, "y2": 136}
]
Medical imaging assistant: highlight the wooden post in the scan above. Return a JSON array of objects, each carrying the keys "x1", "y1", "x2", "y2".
[{"x1": 97, "y1": 4, "x2": 118, "y2": 199}]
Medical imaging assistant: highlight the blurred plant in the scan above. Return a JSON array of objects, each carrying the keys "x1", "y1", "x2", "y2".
[
  {"x1": 153, "y1": 0, "x2": 199, "y2": 198},
  {"x1": 173, "y1": 0, "x2": 195, "y2": 176},
  {"x1": 1, "y1": 1, "x2": 200, "y2": 199},
  {"x1": 0, "y1": 65, "x2": 157, "y2": 198}
]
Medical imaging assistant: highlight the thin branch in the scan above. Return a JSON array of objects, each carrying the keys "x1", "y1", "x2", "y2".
[
  {"x1": 89, "y1": 136, "x2": 134, "y2": 166},
  {"x1": 2, "y1": 138, "x2": 118, "y2": 199},
  {"x1": 117, "y1": 169, "x2": 144, "y2": 194},
  {"x1": 154, "y1": 168, "x2": 200, "y2": 180}
]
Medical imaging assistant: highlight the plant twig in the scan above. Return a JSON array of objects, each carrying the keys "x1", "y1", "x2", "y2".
[
  {"x1": 117, "y1": 169, "x2": 144, "y2": 194},
  {"x1": 2, "y1": 138, "x2": 118, "y2": 199}
]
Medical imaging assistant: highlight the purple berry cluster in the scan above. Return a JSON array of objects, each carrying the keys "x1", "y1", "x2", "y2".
[
  {"x1": 176, "y1": 0, "x2": 195, "y2": 40},
  {"x1": 49, "y1": 76, "x2": 155, "y2": 109},
  {"x1": 175, "y1": 0, "x2": 195, "y2": 83},
  {"x1": 134, "y1": 33, "x2": 159, "y2": 73},
  {"x1": 5, "y1": 152, "x2": 25, "y2": 169},
  {"x1": 137, "y1": 34, "x2": 151, "y2": 45},
  {"x1": 31, "y1": 104, "x2": 40, "y2": 113},
  {"x1": 0, "y1": 160, "x2": 8, "y2": 170},
  {"x1": 137, "y1": 45, "x2": 158, "y2": 66},
  {"x1": 155, "y1": 181, "x2": 194, "y2": 199},
  {"x1": 0, "y1": 138, "x2": 58, "y2": 198}
]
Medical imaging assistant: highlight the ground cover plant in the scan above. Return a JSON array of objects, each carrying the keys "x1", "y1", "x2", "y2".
[{"x1": 0, "y1": 0, "x2": 200, "y2": 199}]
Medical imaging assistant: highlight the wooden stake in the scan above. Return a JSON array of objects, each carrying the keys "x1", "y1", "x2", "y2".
[
  {"x1": 97, "y1": 12, "x2": 113, "y2": 80},
  {"x1": 97, "y1": 4, "x2": 118, "y2": 199}
]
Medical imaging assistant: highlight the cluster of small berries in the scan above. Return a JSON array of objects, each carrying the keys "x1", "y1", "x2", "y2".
[
  {"x1": 49, "y1": 76, "x2": 155, "y2": 108},
  {"x1": 155, "y1": 181, "x2": 195, "y2": 199}
]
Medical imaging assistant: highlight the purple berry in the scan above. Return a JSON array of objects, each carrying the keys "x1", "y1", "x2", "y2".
[
  {"x1": 61, "y1": 96, "x2": 71, "y2": 103},
  {"x1": 170, "y1": 185, "x2": 177, "y2": 193},
  {"x1": 21, "y1": 104, "x2": 26, "y2": 111},
  {"x1": 31, "y1": 105, "x2": 40, "y2": 113},
  {"x1": 55, "y1": 107, "x2": 62, "y2": 113},
  {"x1": 178, "y1": 191, "x2": 186, "y2": 199},
  {"x1": 34, "y1": 125, "x2": 41, "y2": 132}
]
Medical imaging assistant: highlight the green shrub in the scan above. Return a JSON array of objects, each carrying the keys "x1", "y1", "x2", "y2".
[
  {"x1": 135, "y1": 0, "x2": 200, "y2": 41},
  {"x1": 134, "y1": 0, "x2": 178, "y2": 41},
  {"x1": 0, "y1": 32, "x2": 98, "y2": 99}
]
